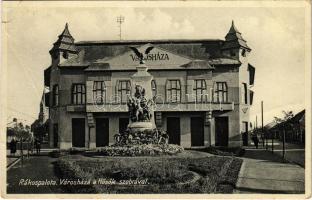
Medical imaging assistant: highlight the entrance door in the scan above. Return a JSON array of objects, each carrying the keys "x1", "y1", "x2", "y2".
[
  {"x1": 242, "y1": 122, "x2": 249, "y2": 146},
  {"x1": 119, "y1": 118, "x2": 129, "y2": 134},
  {"x1": 167, "y1": 117, "x2": 180, "y2": 145},
  {"x1": 53, "y1": 124, "x2": 58, "y2": 148},
  {"x1": 96, "y1": 118, "x2": 109, "y2": 147},
  {"x1": 191, "y1": 117, "x2": 204, "y2": 146},
  {"x1": 72, "y1": 118, "x2": 85, "y2": 147},
  {"x1": 215, "y1": 117, "x2": 229, "y2": 146}
]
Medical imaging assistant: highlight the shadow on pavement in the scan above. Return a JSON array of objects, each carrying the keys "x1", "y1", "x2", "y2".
[{"x1": 242, "y1": 148, "x2": 286, "y2": 163}]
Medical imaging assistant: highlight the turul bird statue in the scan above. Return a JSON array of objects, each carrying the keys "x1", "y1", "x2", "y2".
[{"x1": 129, "y1": 46, "x2": 154, "y2": 64}]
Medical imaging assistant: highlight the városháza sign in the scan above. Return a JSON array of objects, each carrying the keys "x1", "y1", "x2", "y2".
[{"x1": 130, "y1": 53, "x2": 169, "y2": 62}]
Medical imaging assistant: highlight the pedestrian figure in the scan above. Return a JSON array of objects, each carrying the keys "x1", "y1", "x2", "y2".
[
  {"x1": 9, "y1": 138, "x2": 17, "y2": 156},
  {"x1": 34, "y1": 138, "x2": 41, "y2": 155},
  {"x1": 27, "y1": 137, "x2": 33, "y2": 158},
  {"x1": 252, "y1": 133, "x2": 259, "y2": 149}
]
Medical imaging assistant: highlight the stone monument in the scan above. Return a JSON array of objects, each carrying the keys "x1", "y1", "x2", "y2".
[
  {"x1": 127, "y1": 64, "x2": 155, "y2": 132},
  {"x1": 114, "y1": 46, "x2": 168, "y2": 145}
]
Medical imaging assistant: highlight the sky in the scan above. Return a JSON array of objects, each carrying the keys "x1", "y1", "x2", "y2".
[{"x1": 3, "y1": 2, "x2": 307, "y2": 126}]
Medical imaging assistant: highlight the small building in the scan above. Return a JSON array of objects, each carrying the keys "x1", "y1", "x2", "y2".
[
  {"x1": 44, "y1": 21, "x2": 256, "y2": 149},
  {"x1": 269, "y1": 110, "x2": 305, "y2": 144}
]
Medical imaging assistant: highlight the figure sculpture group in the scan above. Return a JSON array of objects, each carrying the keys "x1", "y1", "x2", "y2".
[
  {"x1": 127, "y1": 85, "x2": 154, "y2": 122},
  {"x1": 114, "y1": 84, "x2": 169, "y2": 145}
]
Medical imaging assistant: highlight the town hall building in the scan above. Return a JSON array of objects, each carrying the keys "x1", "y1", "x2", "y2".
[{"x1": 44, "y1": 21, "x2": 255, "y2": 149}]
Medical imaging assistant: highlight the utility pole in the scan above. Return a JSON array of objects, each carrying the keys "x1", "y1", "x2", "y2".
[
  {"x1": 272, "y1": 131, "x2": 274, "y2": 153},
  {"x1": 256, "y1": 115, "x2": 258, "y2": 129},
  {"x1": 282, "y1": 128, "x2": 286, "y2": 160},
  {"x1": 117, "y1": 15, "x2": 125, "y2": 40},
  {"x1": 261, "y1": 101, "x2": 265, "y2": 148}
]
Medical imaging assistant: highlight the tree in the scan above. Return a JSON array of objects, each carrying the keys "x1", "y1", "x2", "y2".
[
  {"x1": 13, "y1": 122, "x2": 32, "y2": 157},
  {"x1": 274, "y1": 110, "x2": 294, "y2": 124},
  {"x1": 273, "y1": 110, "x2": 294, "y2": 159}
]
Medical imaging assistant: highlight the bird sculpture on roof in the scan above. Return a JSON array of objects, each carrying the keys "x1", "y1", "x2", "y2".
[{"x1": 129, "y1": 46, "x2": 154, "y2": 64}]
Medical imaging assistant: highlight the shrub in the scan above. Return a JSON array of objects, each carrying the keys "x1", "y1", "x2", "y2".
[
  {"x1": 49, "y1": 150, "x2": 69, "y2": 158},
  {"x1": 69, "y1": 147, "x2": 88, "y2": 155},
  {"x1": 96, "y1": 144, "x2": 184, "y2": 157}
]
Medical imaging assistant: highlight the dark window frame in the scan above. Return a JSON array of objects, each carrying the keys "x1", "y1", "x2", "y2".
[
  {"x1": 166, "y1": 79, "x2": 181, "y2": 103},
  {"x1": 194, "y1": 79, "x2": 207, "y2": 103},
  {"x1": 93, "y1": 81, "x2": 106, "y2": 104},
  {"x1": 117, "y1": 80, "x2": 131, "y2": 103},
  {"x1": 72, "y1": 83, "x2": 86, "y2": 105},
  {"x1": 214, "y1": 82, "x2": 228, "y2": 103},
  {"x1": 242, "y1": 83, "x2": 248, "y2": 104},
  {"x1": 52, "y1": 84, "x2": 59, "y2": 106}
]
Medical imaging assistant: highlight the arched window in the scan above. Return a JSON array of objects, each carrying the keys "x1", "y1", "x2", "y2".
[
  {"x1": 166, "y1": 80, "x2": 181, "y2": 103},
  {"x1": 151, "y1": 80, "x2": 157, "y2": 98},
  {"x1": 93, "y1": 81, "x2": 106, "y2": 104},
  {"x1": 117, "y1": 80, "x2": 131, "y2": 103},
  {"x1": 194, "y1": 79, "x2": 207, "y2": 102},
  {"x1": 72, "y1": 84, "x2": 86, "y2": 105},
  {"x1": 52, "y1": 84, "x2": 59, "y2": 106},
  {"x1": 213, "y1": 82, "x2": 228, "y2": 103}
]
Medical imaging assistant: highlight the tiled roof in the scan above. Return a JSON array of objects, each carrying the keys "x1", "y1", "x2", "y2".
[
  {"x1": 55, "y1": 23, "x2": 244, "y2": 70},
  {"x1": 270, "y1": 110, "x2": 305, "y2": 130},
  {"x1": 222, "y1": 21, "x2": 251, "y2": 50},
  {"x1": 208, "y1": 58, "x2": 241, "y2": 65},
  {"x1": 76, "y1": 39, "x2": 223, "y2": 45},
  {"x1": 59, "y1": 42, "x2": 241, "y2": 69},
  {"x1": 59, "y1": 50, "x2": 89, "y2": 67},
  {"x1": 50, "y1": 23, "x2": 78, "y2": 54}
]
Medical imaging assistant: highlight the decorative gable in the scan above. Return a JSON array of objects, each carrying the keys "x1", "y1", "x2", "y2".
[{"x1": 94, "y1": 44, "x2": 194, "y2": 69}]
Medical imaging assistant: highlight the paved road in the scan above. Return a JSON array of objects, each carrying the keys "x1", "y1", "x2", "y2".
[
  {"x1": 7, "y1": 156, "x2": 64, "y2": 194},
  {"x1": 235, "y1": 148, "x2": 305, "y2": 194}
]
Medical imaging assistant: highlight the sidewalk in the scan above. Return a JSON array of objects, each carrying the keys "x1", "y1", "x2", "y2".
[
  {"x1": 235, "y1": 147, "x2": 305, "y2": 194},
  {"x1": 266, "y1": 139, "x2": 305, "y2": 167},
  {"x1": 7, "y1": 156, "x2": 64, "y2": 194}
]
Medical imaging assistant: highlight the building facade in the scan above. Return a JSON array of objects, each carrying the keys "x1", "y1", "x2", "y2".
[{"x1": 44, "y1": 21, "x2": 255, "y2": 149}]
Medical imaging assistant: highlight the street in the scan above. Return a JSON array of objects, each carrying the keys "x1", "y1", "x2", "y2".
[{"x1": 255, "y1": 139, "x2": 305, "y2": 167}]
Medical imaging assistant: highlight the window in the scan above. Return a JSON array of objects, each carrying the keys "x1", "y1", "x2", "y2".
[
  {"x1": 72, "y1": 84, "x2": 86, "y2": 105},
  {"x1": 166, "y1": 80, "x2": 181, "y2": 103},
  {"x1": 63, "y1": 51, "x2": 68, "y2": 59},
  {"x1": 213, "y1": 82, "x2": 228, "y2": 103},
  {"x1": 93, "y1": 81, "x2": 106, "y2": 104},
  {"x1": 194, "y1": 79, "x2": 207, "y2": 102},
  {"x1": 52, "y1": 84, "x2": 59, "y2": 106},
  {"x1": 242, "y1": 83, "x2": 248, "y2": 104},
  {"x1": 117, "y1": 80, "x2": 131, "y2": 103},
  {"x1": 151, "y1": 80, "x2": 157, "y2": 98},
  {"x1": 241, "y1": 49, "x2": 246, "y2": 57}
]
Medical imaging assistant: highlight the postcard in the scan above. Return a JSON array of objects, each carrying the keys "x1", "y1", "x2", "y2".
[{"x1": 1, "y1": 1, "x2": 311, "y2": 199}]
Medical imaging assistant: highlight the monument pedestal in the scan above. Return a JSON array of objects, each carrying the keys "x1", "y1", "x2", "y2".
[{"x1": 128, "y1": 122, "x2": 153, "y2": 132}]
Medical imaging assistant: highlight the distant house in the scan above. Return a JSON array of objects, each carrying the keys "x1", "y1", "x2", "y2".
[{"x1": 268, "y1": 110, "x2": 305, "y2": 144}]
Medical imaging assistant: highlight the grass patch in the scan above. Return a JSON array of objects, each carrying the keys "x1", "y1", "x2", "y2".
[
  {"x1": 216, "y1": 158, "x2": 243, "y2": 193},
  {"x1": 55, "y1": 154, "x2": 243, "y2": 193}
]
